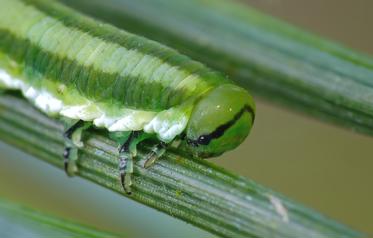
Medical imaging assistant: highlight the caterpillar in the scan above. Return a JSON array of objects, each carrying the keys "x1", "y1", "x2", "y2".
[{"x1": 0, "y1": 0, "x2": 255, "y2": 194}]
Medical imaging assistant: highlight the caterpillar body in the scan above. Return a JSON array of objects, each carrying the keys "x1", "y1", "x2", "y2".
[{"x1": 0, "y1": 0, "x2": 255, "y2": 192}]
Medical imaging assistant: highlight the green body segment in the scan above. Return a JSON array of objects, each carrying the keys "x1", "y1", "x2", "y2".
[
  {"x1": 0, "y1": 0, "x2": 255, "y2": 157},
  {"x1": 0, "y1": 0, "x2": 223, "y2": 111}
]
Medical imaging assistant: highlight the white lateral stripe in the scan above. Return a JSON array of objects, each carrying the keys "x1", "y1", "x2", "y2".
[{"x1": 34, "y1": 92, "x2": 63, "y2": 115}]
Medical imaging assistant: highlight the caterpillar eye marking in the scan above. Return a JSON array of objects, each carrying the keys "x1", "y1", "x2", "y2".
[{"x1": 0, "y1": 0, "x2": 255, "y2": 193}]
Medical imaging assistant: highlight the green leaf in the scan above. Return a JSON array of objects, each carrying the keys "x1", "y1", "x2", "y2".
[{"x1": 0, "y1": 198, "x2": 118, "y2": 238}]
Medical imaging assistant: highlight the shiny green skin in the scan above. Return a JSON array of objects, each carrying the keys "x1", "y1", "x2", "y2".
[
  {"x1": 0, "y1": 0, "x2": 255, "y2": 158},
  {"x1": 185, "y1": 84, "x2": 255, "y2": 157}
]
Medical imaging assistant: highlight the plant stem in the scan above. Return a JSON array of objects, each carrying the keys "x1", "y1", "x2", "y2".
[
  {"x1": 0, "y1": 198, "x2": 117, "y2": 237},
  {"x1": 0, "y1": 93, "x2": 362, "y2": 238},
  {"x1": 61, "y1": 0, "x2": 373, "y2": 136}
]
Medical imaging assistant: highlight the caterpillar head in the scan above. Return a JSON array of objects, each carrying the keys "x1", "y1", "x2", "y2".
[{"x1": 184, "y1": 84, "x2": 255, "y2": 158}]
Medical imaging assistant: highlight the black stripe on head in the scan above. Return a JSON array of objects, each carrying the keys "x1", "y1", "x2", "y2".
[{"x1": 187, "y1": 105, "x2": 255, "y2": 146}]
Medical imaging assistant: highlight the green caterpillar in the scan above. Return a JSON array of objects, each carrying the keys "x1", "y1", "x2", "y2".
[{"x1": 0, "y1": 0, "x2": 255, "y2": 194}]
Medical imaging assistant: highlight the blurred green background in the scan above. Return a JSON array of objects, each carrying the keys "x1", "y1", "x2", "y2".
[{"x1": 0, "y1": 0, "x2": 372, "y2": 237}]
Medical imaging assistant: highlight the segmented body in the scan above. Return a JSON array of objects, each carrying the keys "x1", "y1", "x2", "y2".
[{"x1": 0, "y1": 0, "x2": 229, "y2": 142}]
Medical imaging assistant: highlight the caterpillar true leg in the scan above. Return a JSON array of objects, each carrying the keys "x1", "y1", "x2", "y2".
[
  {"x1": 113, "y1": 131, "x2": 151, "y2": 194},
  {"x1": 63, "y1": 120, "x2": 91, "y2": 176},
  {"x1": 144, "y1": 137, "x2": 184, "y2": 168},
  {"x1": 144, "y1": 142, "x2": 167, "y2": 169},
  {"x1": 118, "y1": 132, "x2": 135, "y2": 195}
]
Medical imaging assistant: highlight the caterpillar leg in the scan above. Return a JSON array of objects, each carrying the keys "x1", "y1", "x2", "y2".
[
  {"x1": 111, "y1": 131, "x2": 151, "y2": 194},
  {"x1": 118, "y1": 136, "x2": 134, "y2": 195},
  {"x1": 144, "y1": 142, "x2": 167, "y2": 168},
  {"x1": 63, "y1": 120, "x2": 91, "y2": 176},
  {"x1": 143, "y1": 138, "x2": 183, "y2": 168}
]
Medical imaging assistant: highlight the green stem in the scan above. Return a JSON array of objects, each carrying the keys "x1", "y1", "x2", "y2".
[
  {"x1": 0, "y1": 198, "x2": 117, "y2": 237},
  {"x1": 60, "y1": 0, "x2": 373, "y2": 136},
  {"x1": 0, "y1": 93, "x2": 362, "y2": 238}
]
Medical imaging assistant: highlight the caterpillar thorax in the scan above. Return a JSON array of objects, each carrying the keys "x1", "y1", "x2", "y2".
[{"x1": 0, "y1": 0, "x2": 255, "y2": 157}]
